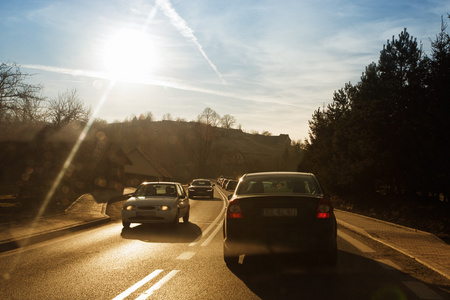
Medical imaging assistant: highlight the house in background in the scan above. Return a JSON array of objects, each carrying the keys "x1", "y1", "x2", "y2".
[
  {"x1": 124, "y1": 146, "x2": 173, "y2": 186},
  {"x1": 92, "y1": 141, "x2": 132, "y2": 191}
]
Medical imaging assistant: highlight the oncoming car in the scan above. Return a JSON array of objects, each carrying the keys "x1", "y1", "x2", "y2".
[
  {"x1": 223, "y1": 172, "x2": 337, "y2": 265},
  {"x1": 188, "y1": 179, "x2": 215, "y2": 199},
  {"x1": 122, "y1": 182, "x2": 190, "y2": 229}
]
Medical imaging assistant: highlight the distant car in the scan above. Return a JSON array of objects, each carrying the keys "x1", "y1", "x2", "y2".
[
  {"x1": 222, "y1": 179, "x2": 229, "y2": 188},
  {"x1": 188, "y1": 179, "x2": 215, "y2": 199},
  {"x1": 225, "y1": 179, "x2": 238, "y2": 191},
  {"x1": 122, "y1": 182, "x2": 190, "y2": 229},
  {"x1": 223, "y1": 172, "x2": 337, "y2": 266}
]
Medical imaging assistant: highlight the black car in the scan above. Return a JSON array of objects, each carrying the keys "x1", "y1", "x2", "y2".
[
  {"x1": 188, "y1": 179, "x2": 215, "y2": 199},
  {"x1": 225, "y1": 179, "x2": 238, "y2": 191},
  {"x1": 223, "y1": 172, "x2": 337, "y2": 265}
]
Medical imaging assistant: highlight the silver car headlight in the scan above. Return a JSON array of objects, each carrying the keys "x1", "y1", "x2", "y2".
[
  {"x1": 156, "y1": 205, "x2": 171, "y2": 211},
  {"x1": 124, "y1": 205, "x2": 136, "y2": 211}
]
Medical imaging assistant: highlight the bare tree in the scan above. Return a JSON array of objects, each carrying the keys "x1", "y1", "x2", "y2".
[
  {"x1": 220, "y1": 114, "x2": 236, "y2": 129},
  {"x1": 162, "y1": 113, "x2": 173, "y2": 121},
  {"x1": 140, "y1": 111, "x2": 153, "y2": 121},
  {"x1": 197, "y1": 107, "x2": 220, "y2": 126},
  {"x1": 0, "y1": 62, "x2": 45, "y2": 124},
  {"x1": 188, "y1": 107, "x2": 221, "y2": 175},
  {"x1": 47, "y1": 89, "x2": 91, "y2": 127}
]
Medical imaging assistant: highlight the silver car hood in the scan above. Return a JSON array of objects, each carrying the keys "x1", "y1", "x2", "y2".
[{"x1": 124, "y1": 196, "x2": 178, "y2": 206}]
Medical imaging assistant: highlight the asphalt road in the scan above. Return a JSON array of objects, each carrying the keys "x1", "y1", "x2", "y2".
[{"x1": 0, "y1": 188, "x2": 448, "y2": 299}]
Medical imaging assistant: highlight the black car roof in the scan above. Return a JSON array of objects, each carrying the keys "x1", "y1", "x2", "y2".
[{"x1": 242, "y1": 171, "x2": 314, "y2": 178}]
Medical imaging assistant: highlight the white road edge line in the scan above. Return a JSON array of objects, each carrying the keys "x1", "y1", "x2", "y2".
[
  {"x1": 337, "y1": 229, "x2": 376, "y2": 253},
  {"x1": 376, "y1": 259, "x2": 402, "y2": 271},
  {"x1": 189, "y1": 188, "x2": 226, "y2": 247},
  {"x1": 112, "y1": 269, "x2": 163, "y2": 300},
  {"x1": 402, "y1": 281, "x2": 443, "y2": 300},
  {"x1": 135, "y1": 270, "x2": 180, "y2": 300}
]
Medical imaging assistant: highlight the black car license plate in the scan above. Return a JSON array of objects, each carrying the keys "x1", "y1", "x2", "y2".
[{"x1": 263, "y1": 208, "x2": 297, "y2": 217}]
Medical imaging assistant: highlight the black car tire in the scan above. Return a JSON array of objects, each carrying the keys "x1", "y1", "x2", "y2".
[
  {"x1": 224, "y1": 256, "x2": 238, "y2": 266},
  {"x1": 183, "y1": 207, "x2": 190, "y2": 223},
  {"x1": 321, "y1": 245, "x2": 337, "y2": 266},
  {"x1": 122, "y1": 221, "x2": 130, "y2": 229},
  {"x1": 223, "y1": 245, "x2": 239, "y2": 266}
]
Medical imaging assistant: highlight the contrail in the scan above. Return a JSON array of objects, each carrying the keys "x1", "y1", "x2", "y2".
[
  {"x1": 22, "y1": 64, "x2": 302, "y2": 107},
  {"x1": 155, "y1": 0, "x2": 226, "y2": 84}
]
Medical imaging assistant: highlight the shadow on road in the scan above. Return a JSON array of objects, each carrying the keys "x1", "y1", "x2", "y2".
[
  {"x1": 225, "y1": 250, "x2": 447, "y2": 300},
  {"x1": 120, "y1": 222, "x2": 202, "y2": 244}
]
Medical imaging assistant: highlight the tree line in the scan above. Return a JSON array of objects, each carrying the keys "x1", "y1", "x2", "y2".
[
  {"x1": 123, "y1": 106, "x2": 238, "y2": 130},
  {"x1": 299, "y1": 17, "x2": 450, "y2": 202},
  {"x1": 0, "y1": 62, "x2": 91, "y2": 129},
  {"x1": 0, "y1": 64, "x2": 245, "y2": 204}
]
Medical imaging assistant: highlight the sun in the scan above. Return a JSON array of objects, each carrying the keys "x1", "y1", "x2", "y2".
[{"x1": 101, "y1": 28, "x2": 161, "y2": 81}]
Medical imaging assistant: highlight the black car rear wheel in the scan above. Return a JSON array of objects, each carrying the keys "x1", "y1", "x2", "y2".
[
  {"x1": 122, "y1": 221, "x2": 130, "y2": 229},
  {"x1": 320, "y1": 245, "x2": 337, "y2": 266},
  {"x1": 223, "y1": 245, "x2": 239, "y2": 266}
]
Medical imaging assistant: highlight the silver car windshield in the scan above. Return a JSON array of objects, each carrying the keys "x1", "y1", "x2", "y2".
[{"x1": 135, "y1": 184, "x2": 177, "y2": 197}]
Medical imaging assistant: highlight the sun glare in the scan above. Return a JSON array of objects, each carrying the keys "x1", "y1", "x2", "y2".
[{"x1": 101, "y1": 28, "x2": 161, "y2": 81}]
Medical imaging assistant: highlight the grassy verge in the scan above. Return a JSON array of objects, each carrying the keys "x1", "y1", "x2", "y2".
[{"x1": 331, "y1": 192, "x2": 450, "y2": 243}]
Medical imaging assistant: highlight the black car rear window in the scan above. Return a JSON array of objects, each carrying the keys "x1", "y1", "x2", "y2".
[
  {"x1": 236, "y1": 175, "x2": 322, "y2": 195},
  {"x1": 193, "y1": 181, "x2": 211, "y2": 186}
]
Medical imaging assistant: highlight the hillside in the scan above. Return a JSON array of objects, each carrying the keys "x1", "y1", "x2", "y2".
[
  {"x1": 0, "y1": 119, "x2": 303, "y2": 220},
  {"x1": 101, "y1": 120, "x2": 302, "y2": 182}
]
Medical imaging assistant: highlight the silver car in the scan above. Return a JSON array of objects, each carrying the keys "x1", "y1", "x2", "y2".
[{"x1": 122, "y1": 182, "x2": 190, "y2": 229}]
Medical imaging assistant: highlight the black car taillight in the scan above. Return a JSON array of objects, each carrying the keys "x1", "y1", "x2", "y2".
[
  {"x1": 316, "y1": 198, "x2": 333, "y2": 219},
  {"x1": 227, "y1": 199, "x2": 243, "y2": 219}
]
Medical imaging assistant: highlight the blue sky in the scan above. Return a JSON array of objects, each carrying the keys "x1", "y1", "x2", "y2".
[{"x1": 1, "y1": 0, "x2": 449, "y2": 141}]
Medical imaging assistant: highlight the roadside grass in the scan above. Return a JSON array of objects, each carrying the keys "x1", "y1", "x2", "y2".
[{"x1": 332, "y1": 193, "x2": 450, "y2": 244}]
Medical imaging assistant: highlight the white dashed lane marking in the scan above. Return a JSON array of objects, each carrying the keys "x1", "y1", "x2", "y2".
[
  {"x1": 112, "y1": 269, "x2": 163, "y2": 300},
  {"x1": 177, "y1": 251, "x2": 196, "y2": 260},
  {"x1": 112, "y1": 269, "x2": 180, "y2": 300},
  {"x1": 135, "y1": 270, "x2": 180, "y2": 300}
]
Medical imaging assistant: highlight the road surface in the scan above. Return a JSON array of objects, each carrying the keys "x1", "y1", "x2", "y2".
[{"x1": 0, "y1": 188, "x2": 448, "y2": 299}]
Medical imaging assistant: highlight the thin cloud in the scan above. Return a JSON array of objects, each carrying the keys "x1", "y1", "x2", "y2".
[
  {"x1": 155, "y1": 0, "x2": 226, "y2": 84},
  {"x1": 22, "y1": 64, "x2": 301, "y2": 108},
  {"x1": 23, "y1": 64, "x2": 102, "y2": 79}
]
